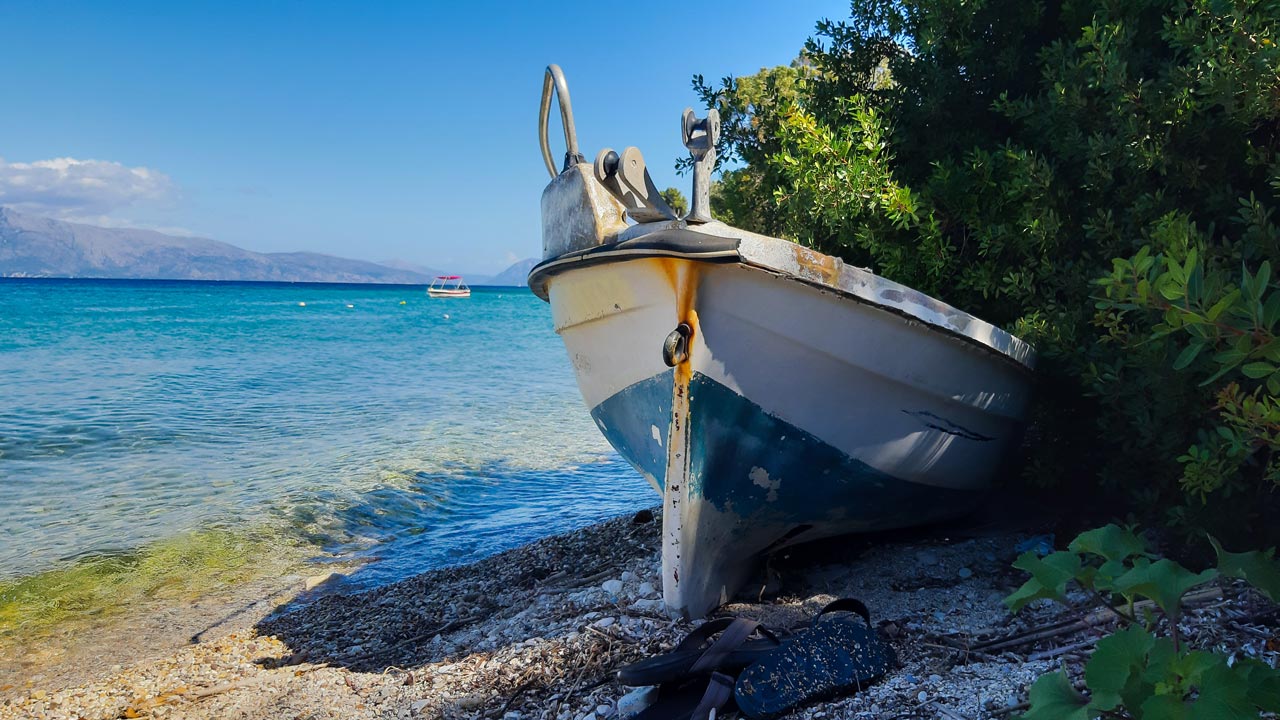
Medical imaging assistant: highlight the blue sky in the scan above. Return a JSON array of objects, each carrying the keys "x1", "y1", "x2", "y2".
[{"x1": 0, "y1": 1, "x2": 850, "y2": 274}]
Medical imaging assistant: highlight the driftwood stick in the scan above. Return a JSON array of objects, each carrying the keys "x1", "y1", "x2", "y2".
[
  {"x1": 974, "y1": 587, "x2": 1222, "y2": 653},
  {"x1": 930, "y1": 701, "x2": 973, "y2": 720},
  {"x1": 1027, "y1": 636, "x2": 1102, "y2": 661}
]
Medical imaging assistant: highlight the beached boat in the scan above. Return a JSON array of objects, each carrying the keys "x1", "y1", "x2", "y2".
[
  {"x1": 530, "y1": 66, "x2": 1036, "y2": 618},
  {"x1": 427, "y1": 275, "x2": 471, "y2": 298}
]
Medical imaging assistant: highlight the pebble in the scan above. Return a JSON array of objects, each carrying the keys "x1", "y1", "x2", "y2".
[
  {"x1": 602, "y1": 579, "x2": 624, "y2": 595},
  {"x1": 7, "y1": 512, "x2": 1265, "y2": 720},
  {"x1": 957, "y1": 567, "x2": 973, "y2": 579},
  {"x1": 630, "y1": 598, "x2": 662, "y2": 612},
  {"x1": 617, "y1": 686, "x2": 658, "y2": 717}
]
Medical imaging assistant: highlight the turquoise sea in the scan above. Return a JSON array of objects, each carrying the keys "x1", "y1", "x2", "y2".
[{"x1": 0, "y1": 278, "x2": 653, "y2": 588}]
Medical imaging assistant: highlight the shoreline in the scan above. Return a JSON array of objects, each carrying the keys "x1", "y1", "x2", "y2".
[{"x1": 4, "y1": 509, "x2": 1276, "y2": 719}]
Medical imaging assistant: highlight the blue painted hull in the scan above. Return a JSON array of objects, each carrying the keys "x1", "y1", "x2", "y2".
[{"x1": 593, "y1": 370, "x2": 974, "y2": 528}]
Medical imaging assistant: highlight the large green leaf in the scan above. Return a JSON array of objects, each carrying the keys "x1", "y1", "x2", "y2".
[
  {"x1": 1210, "y1": 536, "x2": 1280, "y2": 603},
  {"x1": 1069, "y1": 524, "x2": 1147, "y2": 563},
  {"x1": 1085, "y1": 624, "x2": 1156, "y2": 712},
  {"x1": 1141, "y1": 693, "x2": 1191, "y2": 720},
  {"x1": 1169, "y1": 651, "x2": 1224, "y2": 691},
  {"x1": 1006, "y1": 551, "x2": 1082, "y2": 612},
  {"x1": 1020, "y1": 671, "x2": 1091, "y2": 720},
  {"x1": 1239, "y1": 658, "x2": 1280, "y2": 712},
  {"x1": 1111, "y1": 559, "x2": 1217, "y2": 620},
  {"x1": 1191, "y1": 662, "x2": 1256, "y2": 719}
]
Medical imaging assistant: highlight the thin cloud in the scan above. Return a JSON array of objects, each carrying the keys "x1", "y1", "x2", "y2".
[{"x1": 0, "y1": 156, "x2": 175, "y2": 219}]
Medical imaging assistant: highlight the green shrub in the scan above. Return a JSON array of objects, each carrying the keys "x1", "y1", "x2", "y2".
[
  {"x1": 693, "y1": 0, "x2": 1280, "y2": 539},
  {"x1": 1007, "y1": 525, "x2": 1280, "y2": 718}
]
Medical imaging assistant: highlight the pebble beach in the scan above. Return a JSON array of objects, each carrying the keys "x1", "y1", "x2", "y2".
[{"x1": 4, "y1": 510, "x2": 1277, "y2": 720}]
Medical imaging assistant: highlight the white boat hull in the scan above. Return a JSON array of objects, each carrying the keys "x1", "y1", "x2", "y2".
[{"x1": 536, "y1": 241, "x2": 1033, "y2": 617}]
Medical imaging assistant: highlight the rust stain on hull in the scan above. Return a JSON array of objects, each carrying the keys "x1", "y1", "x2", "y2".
[{"x1": 649, "y1": 257, "x2": 702, "y2": 606}]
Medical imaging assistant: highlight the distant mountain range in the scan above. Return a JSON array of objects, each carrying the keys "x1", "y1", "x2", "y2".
[{"x1": 0, "y1": 207, "x2": 535, "y2": 286}]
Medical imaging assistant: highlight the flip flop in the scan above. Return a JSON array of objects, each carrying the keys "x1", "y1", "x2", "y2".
[
  {"x1": 734, "y1": 598, "x2": 896, "y2": 719},
  {"x1": 617, "y1": 617, "x2": 784, "y2": 687},
  {"x1": 626, "y1": 671, "x2": 736, "y2": 720}
]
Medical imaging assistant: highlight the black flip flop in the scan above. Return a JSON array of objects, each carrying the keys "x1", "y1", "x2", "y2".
[
  {"x1": 734, "y1": 599, "x2": 896, "y2": 719},
  {"x1": 617, "y1": 617, "x2": 784, "y2": 686},
  {"x1": 628, "y1": 671, "x2": 737, "y2": 720}
]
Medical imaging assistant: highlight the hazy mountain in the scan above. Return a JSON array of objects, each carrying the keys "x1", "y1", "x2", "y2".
[
  {"x1": 379, "y1": 258, "x2": 497, "y2": 285},
  {"x1": 485, "y1": 258, "x2": 538, "y2": 286},
  {"x1": 378, "y1": 258, "x2": 447, "y2": 278},
  {"x1": 0, "y1": 207, "x2": 437, "y2": 284}
]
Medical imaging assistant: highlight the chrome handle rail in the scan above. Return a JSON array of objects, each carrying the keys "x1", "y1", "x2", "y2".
[{"x1": 540, "y1": 64, "x2": 585, "y2": 178}]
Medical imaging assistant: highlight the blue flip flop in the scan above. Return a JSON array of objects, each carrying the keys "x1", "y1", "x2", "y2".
[{"x1": 734, "y1": 599, "x2": 896, "y2": 719}]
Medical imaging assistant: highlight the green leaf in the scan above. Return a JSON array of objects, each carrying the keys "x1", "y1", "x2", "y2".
[
  {"x1": 1111, "y1": 558, "x2": 1217, "y2": 620},
  {"x1": 1263, "y1": 290, "x2": 1280, "y2": 329},
  {"x1": 1173, "y1": 342, "x2": 1205, "y2": 371},
  {"x1": 1239, "y1": 658, "x2": 1280, "y2": 711},
  {"x1": 1069, "y1": 525, "x2": 1147, "y2": 563},
  {"x1": 1192, "y1": 662, "x2": 1256, "y2": 719},
  {"x1": 1019, "y1": 671, "x2": 1091, "y2": 720},
  {"x1": 1241, "y1": 362, "x2": 1276, "y2": 379},
  {"x1": 1208, "y1": 289, "x2": 1242, "y2": 321},
  {"x1": 1210, "y1": 536, "x2": 1280, "y2": 603},
  {"x1": 1200, "y1": 353, "x2": 1245, "y2": 386},
  {"x1": 1171, "y1": 650, "x2": 1224, "y2": 689},
  {"x1": 1085, "y1": 624, "x2": 1157, "y2": 712},
  {"x1": 1005, "y1": 550, "x2": 1082, "y2": 612},
  {"x1": 1142, "y1": 693, "x2": 1191, "y2": 720}
]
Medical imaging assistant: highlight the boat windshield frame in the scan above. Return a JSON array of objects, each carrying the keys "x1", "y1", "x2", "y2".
[{"x1": 429, "y1": 276, "x2": 469, "y2": 292}]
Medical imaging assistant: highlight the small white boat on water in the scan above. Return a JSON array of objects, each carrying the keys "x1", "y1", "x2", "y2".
[
  {"x1": 530, "y1": 66, "x2": 1036, "y2": 618},
  {"x1": 427, "y1": 275, "x2": 470, "y2": 298}
]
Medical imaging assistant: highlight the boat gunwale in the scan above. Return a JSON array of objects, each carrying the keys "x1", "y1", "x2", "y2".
[{"x1": 528, "y1": 228, "x2": 1036, "y2": 374}]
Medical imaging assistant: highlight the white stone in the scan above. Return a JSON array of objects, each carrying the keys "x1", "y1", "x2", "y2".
[
  {"x1": 637, "y1": 582, "x2": 656, "y2": 597},
  {"x1": 602, "y1": 579, "x2": 624, "y2": 595},
  {"x1": 593, "y1": 616, "x2": 616, "y2": 629},
  {"x1": 617, "y1": 686, "x2": 658, "y2": 717}
]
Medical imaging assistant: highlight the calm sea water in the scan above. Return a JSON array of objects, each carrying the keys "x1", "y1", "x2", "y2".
[{"x1": 0, "y1": 278, "x2": 653, "y2": 587}]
